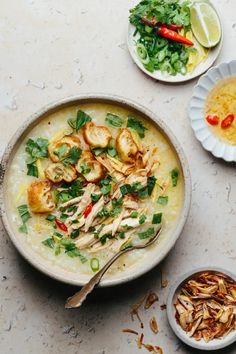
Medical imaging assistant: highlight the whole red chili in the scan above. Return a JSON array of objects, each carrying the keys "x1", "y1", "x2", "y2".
[
  {"x1": 206, "y1": 114, "x2": 219, "y2": 126},
  {"x1": 141, "y1": 17, "x2": 183, "y2": 31},
  {"x1": 55, "y1": 218, "x2": 68, "y2": 232},
  {"x1": 221, "y1": 114, "x2": 235, "y2": 129},
  {"x1": 157, "y1": 27, "x2": 193, "y2": 46},
  {"x1": 83, "y1": 203, "x2": 93, "y2": 218}
]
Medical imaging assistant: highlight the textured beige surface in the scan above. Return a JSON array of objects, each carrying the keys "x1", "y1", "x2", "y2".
[{"x1": 0, "y1": 1, "x2": 236, "y2": 353}]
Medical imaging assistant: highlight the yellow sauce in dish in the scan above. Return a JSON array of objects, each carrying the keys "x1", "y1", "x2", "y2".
[{"x1": 205, "y1": 77, "x2": 236, "y2": 145}]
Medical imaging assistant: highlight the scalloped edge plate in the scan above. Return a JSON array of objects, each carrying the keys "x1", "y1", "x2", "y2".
[
  {"x1": 127, "y1": 2, "x2": 223, "y2": 83},
  {"x1": 189, "y1": 60, "x2": 236, "y2": 162}
]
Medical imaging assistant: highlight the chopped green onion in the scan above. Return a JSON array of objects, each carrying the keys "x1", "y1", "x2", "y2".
[
  {"x1": 136, "y1": 43, "x2": 150, "y2": 65},
  {"x1": 171, "y1": 168, "x2": 179, "y2": 187},
  {"x1": 70, "y1": 229, "x2": 80, "y2": 239},
  {"x1": 120, "y1": 184, "x2": 132, "y2": 196},
  {"x1": 107, "y1": 147, "x2": 117, "y2": 157},
  {"x1": 92, "y1": 147, "x2": 105, "y2": 156},
  {"x1": 118, "y1": 231, "x2": 126, "y2": 239},
  {"x1": 130, "y1": 211, "x2": 138, "y2": 218},
  {"x1": 139, "y1": 214, "x2": 147, "y2": 224},
  {"x1": 147, "y1": 176, "x2": 157, "y2": 196},
  {"x1": 157, "y1": 196, "x2": 168, "y2": 205},
  {"x1": 152, "y1": 213, "x2": 162, "y2": 224},
  {"x1": 138, "y1": 227, "x2": 155, "y2": 240},
  {"x1": 46, "y1": 214, "x2": 56, "y2": 222},
  {"x1": 90, "y1": 257, "x2": 100, "y2": 272},
  {"x1": 100, "y1": 184, "x2": 111, "y2": 195},
  {"x1": 91, "y1": 193, "x2": 101, "y2": 202}
]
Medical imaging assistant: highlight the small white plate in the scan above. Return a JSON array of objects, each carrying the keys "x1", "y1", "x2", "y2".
[
  {"x1": 189, "y1": 60, "x2": 236, "y2": 162},
  {"x1": 127, "y1": 3, "x2": 222, "y2": 83},
  {"x1": 167, "y1": 267, "x2": 236, "y2": 351}
]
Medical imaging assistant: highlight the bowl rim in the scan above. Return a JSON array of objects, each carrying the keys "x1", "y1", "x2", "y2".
[
  {"x1": 0, "y1": 93, "x2": 191, "y2": 287},
  {"x1": 189, "y1": 59, "x2": 236, "y2": 162},
  {"x1": 167, "y1": 266, "x2": 236, "y2": 351}
]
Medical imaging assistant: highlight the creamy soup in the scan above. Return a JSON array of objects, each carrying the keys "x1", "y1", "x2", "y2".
[
  {"x1": 205, "y1": 77, "x2": 236, "y2": 146},
  {"x1": 6, "y1": 103, "x2": 183, "y2": 276}
]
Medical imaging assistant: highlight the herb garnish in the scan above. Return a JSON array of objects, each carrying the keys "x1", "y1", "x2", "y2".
[
  {"x1": 80, "y1": 162, "x2": 91, "y2": 175},
  {"x1": 61, "y1": 147, "x2": 81, "y2": 166},
  {"x1": 42, "y1": 237, "x2": 87, "y2": 263},
  {"x1": 120, "y1": 182, "x2": 148, "y2": 199},
  {"x1": 91, "y1": 193, "x2": 101, "y2": 202},
  {"x1": 157, "y1": 196, "x2": 168, "y2": 205},
  {"x1": 25, "y1": 138, "x2": 49, "y2": 177},
  {"x1": 100, "y1": 177, "x2": 112, "y2": 195},
  {"x1": 139, "y1": 214, "x2": 147, "y2": 224},
  {"x1": 42, "y1": 237, "x2": 55, "y2": 249},
  {"x1": 55, "y1": 179, "x2": 84, "y2": 203},
  {"x1": 171, "y1": 168, "x2": 179, "y2": 187},
  {"x1": 105, "y1": 113, "x2": 126, "y2": 128},
  {"x1": 152, "y1": 213, "x2": 162, "y2": 224},
  {"x1": 90, "y1": 257, "x2": 100, "y2": 272},
  {"x1": 130, "y1": 211, "x2": 138, "y2": 218},
  {"x1": 127, "y1": 116, "x2": 147, "y2": 138},
  {"x1": 138, "y1": 227, "x2": 155, "y2": 239},
  {"x1": 70, "y1": 229, "x2": 80, "y2": 239},
  {"x1": 147, "y1": 176, "x2": 157, "y2": 195},
  {"x1": 46, "y1": 214, "x2": 56, "y2": 221},
  {"x1": 17, "y1": 204, "x2": 31, "y2": 233},
  {"x1": 68, "y1": 110, "x2": 92, "y2": 131},
  {"x1": 53, "y1": 144, "x2": 68, "y2": 159}
]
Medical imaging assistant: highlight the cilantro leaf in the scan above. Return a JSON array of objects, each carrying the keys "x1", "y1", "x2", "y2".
[
  {"x1": 68, "y1": 110, "x2": 92, "y2": 131},
  {"x1": 105, "y1": 113, "x2": 126, "y2": 128},
  {"x1": 62, "y1": 147, "x2": 81, "y2": 166},
  {"x1": 17, "y1": 204, "x2": 31, "y2": 234},
  {"x1": 127, "y1": 116, "x2": 147, "y2": 138}
]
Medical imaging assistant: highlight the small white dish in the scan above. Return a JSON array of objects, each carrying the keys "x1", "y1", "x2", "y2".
[
  {"x1": 127, "y1": 1, "x2": 223, "y2": 83},
  {"x1": 167, "y1": 267, "x2": 236, "y2": 351},
  {"x1": 189, "y1": 60, "x2": 236, "y2": 162}
]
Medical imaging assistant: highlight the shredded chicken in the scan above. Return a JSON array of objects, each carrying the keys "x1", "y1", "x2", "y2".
[{"x1": 84, "y1": 197, "x2": 104, "y2": 232}]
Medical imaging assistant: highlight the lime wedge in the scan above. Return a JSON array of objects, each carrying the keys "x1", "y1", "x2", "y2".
[{"x1": 190, "y1": 2, "x2": 222, "y2": 48}]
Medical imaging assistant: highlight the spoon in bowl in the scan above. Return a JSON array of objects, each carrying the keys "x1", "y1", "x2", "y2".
[{"x1": 65, "y1": 226, "x2": 162, "y2": 309}]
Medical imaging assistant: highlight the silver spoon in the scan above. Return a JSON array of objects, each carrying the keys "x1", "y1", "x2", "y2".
[{"x1": 65, "y1": 226, "x2": 162, "y2": 309}]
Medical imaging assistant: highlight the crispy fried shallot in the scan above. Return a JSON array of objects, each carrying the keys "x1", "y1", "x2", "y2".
[
  {"x1": 149, "y1": 316, "x2": 159, "y2": 334},
  {"x1": 144, "y1": 292, "x2": 159, "y2": 309},
  {"x1": 175, "y1": 271, "x2": 236, "y2": 342},
  {"x1": 122, "y1": 328, "x2": 139, "y2": 335}
]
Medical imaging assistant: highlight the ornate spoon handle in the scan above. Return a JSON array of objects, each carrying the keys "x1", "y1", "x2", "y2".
[{"x1": 65, "y1": 248, "x2": 128, "y2": 309}]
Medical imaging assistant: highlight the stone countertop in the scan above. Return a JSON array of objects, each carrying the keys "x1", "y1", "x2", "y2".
[{"x1": 0, "y1": 1, "x2": 236, "y2": 353}]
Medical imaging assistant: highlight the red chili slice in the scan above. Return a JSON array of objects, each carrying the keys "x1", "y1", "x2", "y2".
[
  {"x1": 55, "y1": 218, "x2": 68, "y2": 232},
  {"x1": 206, "y1": 114, "x2": 219, "y2": 126},
  {"x1": 83, "y1": 203, "x2": 93, "y2": 218},
  {"x1": 221, "y1": 114, "x2": 235, "y2": 129}
]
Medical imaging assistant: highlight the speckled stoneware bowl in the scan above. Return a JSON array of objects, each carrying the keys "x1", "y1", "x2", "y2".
[
  {"x1": 0, "y1": 94, "x2": 191, "y2": 287},
  {"x1": 167, "y1": 267, "x2": 236, "y2": 351},
  {"x1": 189, "y1": 60, "x2": 236, "y2": 162}
]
